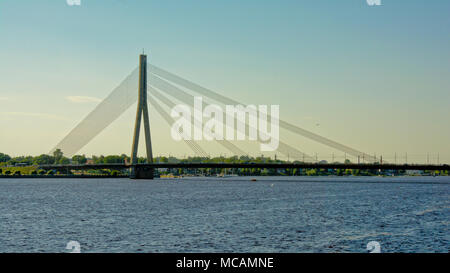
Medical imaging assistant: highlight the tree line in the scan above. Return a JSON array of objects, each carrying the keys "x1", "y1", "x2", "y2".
[
  {"x1": 1, "y1": 151, "x2": 447, "y2": 177},
  {"x1": 0, "y1": 150, "x2": 131, "y2": 166}
]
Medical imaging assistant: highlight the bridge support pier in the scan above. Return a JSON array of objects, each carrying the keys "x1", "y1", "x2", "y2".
[
  {"x1": 130, "y1": 53, "x2": 154, "y2": 180},
  {"x1": 130, "y1": 166, "x2": 154, "y2": 180}
]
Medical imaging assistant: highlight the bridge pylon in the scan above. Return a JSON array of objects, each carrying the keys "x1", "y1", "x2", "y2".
[{"x1": 130, "y1": 54, "x2": 154, "y2": 179}]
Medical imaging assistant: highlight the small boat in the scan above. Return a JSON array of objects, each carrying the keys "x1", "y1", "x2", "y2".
[{"x1": 251, "y1": 178, "x2": 257, "y2": 182}]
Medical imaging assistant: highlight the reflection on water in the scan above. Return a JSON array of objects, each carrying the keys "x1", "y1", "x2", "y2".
[{"x1": 0, "y1": 176, "x2": 448, "y2": 253}]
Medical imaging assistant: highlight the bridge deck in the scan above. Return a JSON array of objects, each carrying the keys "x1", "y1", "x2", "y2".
[{"x1": 39, "y1": 163, "x2": 450, "y2": 171}]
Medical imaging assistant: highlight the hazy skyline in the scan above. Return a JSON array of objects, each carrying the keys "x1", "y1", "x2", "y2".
[{"x1": 0, "y1": 0, "x2": 449, "y2": 163}]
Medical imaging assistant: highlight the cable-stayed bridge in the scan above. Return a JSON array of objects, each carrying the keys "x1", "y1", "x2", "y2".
[{"x1": 48, "y1": 54, "x2": 449, "y2": 179}]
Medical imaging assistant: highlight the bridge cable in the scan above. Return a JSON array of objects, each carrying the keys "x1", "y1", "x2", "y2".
[
  {"x1": 148, "y1": 93, "x2": 209, "y2": 158},
  {"x1": 50, "y1": 67, "x2": 139, "y2": 157},
  {"x1": 148, "y1": 84, "x2": 247, "y2": 157},
  {"x1": 148, "y1": 64, "x2": 377, "y2": 163},
  {"x1": 148, "y1": 74, "x2": 316, "y2": 162}
]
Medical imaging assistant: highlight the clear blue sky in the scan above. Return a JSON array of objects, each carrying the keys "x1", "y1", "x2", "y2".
[{"x1": 0, "y1": 0, "x2": 449, "y2": 163}]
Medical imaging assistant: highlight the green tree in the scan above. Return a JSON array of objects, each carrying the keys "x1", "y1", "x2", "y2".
[
  {"x1": 58, "y1": 157, "x2": 70, "y2": 165},
  {"x1": 92, "y1": 155, "x2": 105, "y2": 164},
  {"x1": 120, "y1": 154, "x2": 129, "y2": 163},
  {"x1": 72, "y1": 155, "x2": 87, "y2": 164},
  {"x1": 33, "y1": 154, "x2": 55, "y2": 165},
  {"x1": 104, "y1": 155, "x2": 125, "y2": 164},
  {"x1": 158, "y1": 156, "x2": 169, "y2": 163},
  {"x1": 53, "y1": 149, "x2": 63, "y2": 163},
  {"x1": 0, "y1": 153, "x2": 11, "y2": 163},
  {"x1": 9, "y1": 156, "x2": 33, "y2": 165}
]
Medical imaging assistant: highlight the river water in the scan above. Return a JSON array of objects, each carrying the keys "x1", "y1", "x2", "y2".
[{"x1": 0, "y1": 176, "x2": 448, "y2": 253}]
